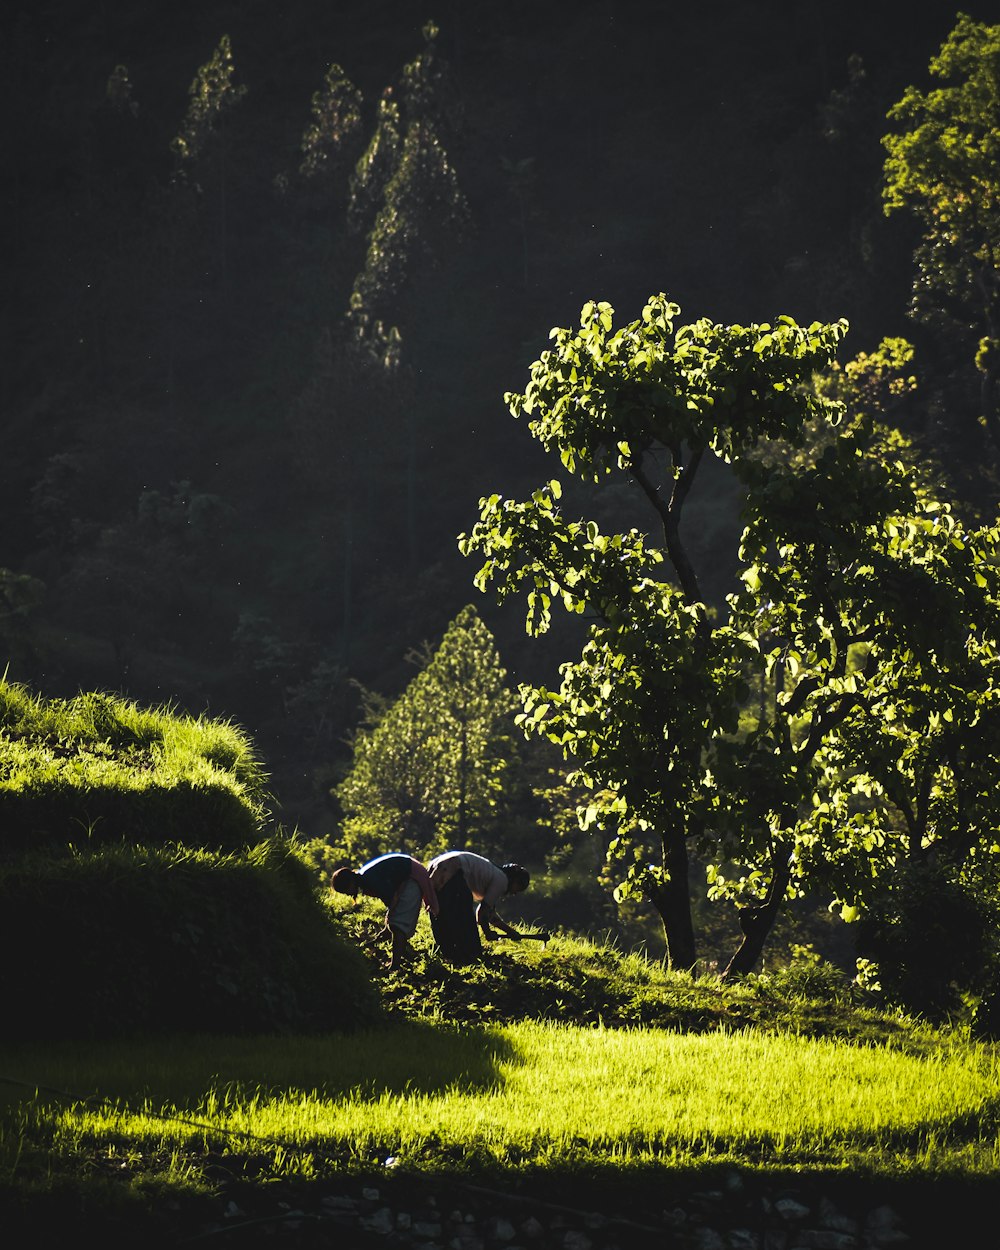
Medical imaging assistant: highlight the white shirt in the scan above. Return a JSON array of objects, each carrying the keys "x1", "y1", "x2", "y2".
[{"x1": 428, "y1": 851, "x2": 508, "y2": 910}]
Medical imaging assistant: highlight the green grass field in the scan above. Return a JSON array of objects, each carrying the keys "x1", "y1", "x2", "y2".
[
  {"x1": 2, "y1": 929, "x2": 1000, "y2": 1250},
  {"x1": 8, "y1": 1019, "x2": 996, "y2": 1180},
  {"x1": 4, "y1": 928, "x2": 1000, "y2": 1204}
]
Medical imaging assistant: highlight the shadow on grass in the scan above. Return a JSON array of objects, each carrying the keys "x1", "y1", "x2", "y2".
[
  {"x1": 0, "y1": 1017, "x2": 518, "y2": 1111},
  {"x1": 236, "y1": 1017, "x2": 519, "y2": 1100}
]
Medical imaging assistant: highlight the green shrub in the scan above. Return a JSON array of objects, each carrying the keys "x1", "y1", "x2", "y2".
[
  {"x1": 747, "y1": 944, "x2": 858, "y2": 1005},
  {"x1": 855, "y1": 865, "x2": 990, "y2": 1022},
  {"x1": 0, "y1": 838, "x2": 383, "y2": 1040}
]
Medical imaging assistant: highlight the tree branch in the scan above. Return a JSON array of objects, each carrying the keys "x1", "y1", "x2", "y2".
[{"x1": 630, "y1": 448, "x2": 703, "y2": 602}]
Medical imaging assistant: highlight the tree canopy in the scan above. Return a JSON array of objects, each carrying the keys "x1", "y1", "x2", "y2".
[
  {"x1": 882, "y1": 12, "x2": 1000, "y2": 462},
  {"x1": 461, "y1": 294, "x2": 1000, "y2": 990}
]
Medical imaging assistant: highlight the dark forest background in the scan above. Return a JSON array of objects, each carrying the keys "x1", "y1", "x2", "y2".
[{"x1": 2, "y1": 0, "x2": 994, "y2": 841}]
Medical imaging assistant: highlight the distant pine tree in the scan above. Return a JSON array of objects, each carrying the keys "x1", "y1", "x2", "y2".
[{"x1": 334, "y1": 604, "x2": 515, "y2": 862}]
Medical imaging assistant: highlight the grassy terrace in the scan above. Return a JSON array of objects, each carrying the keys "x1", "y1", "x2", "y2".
[{"x1": 0, "y1": 681, "x2": 269, "y2": 852}]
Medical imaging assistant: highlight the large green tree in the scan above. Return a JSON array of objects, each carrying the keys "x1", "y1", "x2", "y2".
[
  {"x1": 460, "y1": 294, "x2": 1000, "y2": 979},
  {"x1": 461, "y1": 296, "x2": 846, "y2": 970}
]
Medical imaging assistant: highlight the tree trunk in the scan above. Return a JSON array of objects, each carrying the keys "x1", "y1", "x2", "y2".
[
  {"x1": 341, "y1": 506, "x2": 354, "y2": 664},
  {"x1": 980, "y1": 353, "x2": 1000, "y2": 450},
  {"x1": 651, "y1": 826, "x2": 696, "y2": 972},
  {"x1": 457, "y1": 717, "x2": 468, "y2": 848},
  {"x1": 720, "y1": 846, "x2": 792, "y2": 980}
]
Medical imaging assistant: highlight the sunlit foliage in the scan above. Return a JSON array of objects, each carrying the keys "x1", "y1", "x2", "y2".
[
  {"x1": 882, "y1": 12, "x2": 1000, "y2": 447},
  {"x1": 333, "y1": 605, "x2": 515, "y2": 863}
]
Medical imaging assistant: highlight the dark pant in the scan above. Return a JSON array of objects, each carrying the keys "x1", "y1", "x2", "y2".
[{"x1": 430, "y1": 871, "x2": 482, "y2": 965}]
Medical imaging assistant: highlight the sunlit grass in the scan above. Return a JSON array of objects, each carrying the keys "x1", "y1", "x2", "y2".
[
  {"x1": 6, "y1": 1019, "x2": 999, "y2": 1187},
  {"x1": 0, "y1": 678, "x2": 270, "y2": 849}
]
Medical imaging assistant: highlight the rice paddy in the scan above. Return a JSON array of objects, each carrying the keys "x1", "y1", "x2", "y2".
[{"x1": 6, "y1": 1017, "x2": 999, "y2": 1183}]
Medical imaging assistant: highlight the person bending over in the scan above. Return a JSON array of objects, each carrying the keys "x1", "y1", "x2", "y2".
[
  {"x1": 331, "y1": 852, "x2": 438, "y2": 971},
  {"x1": 427, "y1": 850, "x2": 530, "y2": 965}
]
